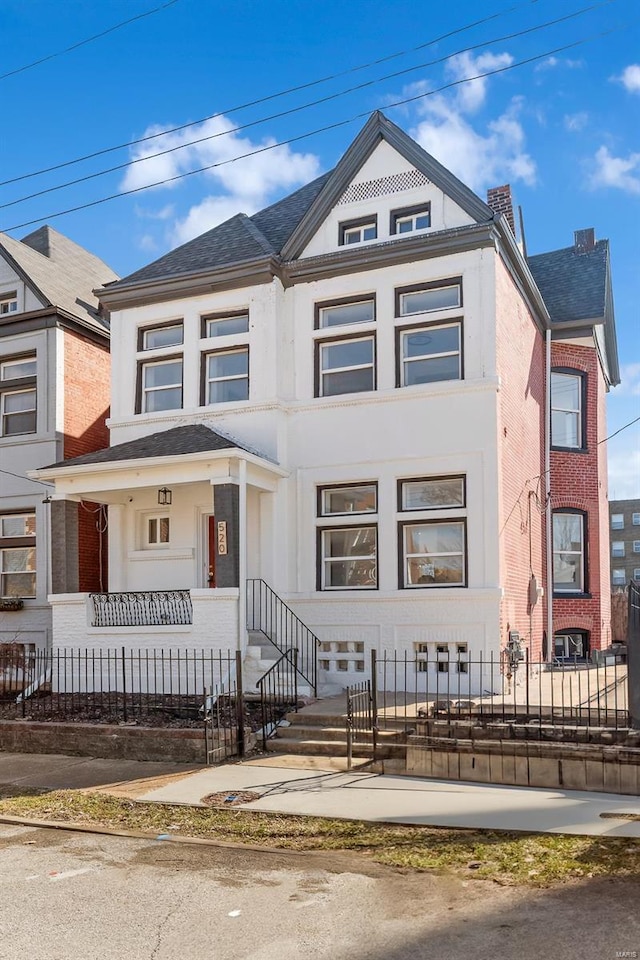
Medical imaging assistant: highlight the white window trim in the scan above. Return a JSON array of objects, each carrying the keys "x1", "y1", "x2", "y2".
[
  {"x1": 393, "y1": 210, "x2": 430, "y2": 234},
  {"x1": 611, "y1": 514, "x2": 624, "y2": 530},
  {"x1": 141, "y1": 323, "x2": 184, "y2": 351},
  {"x1": 319, "y1": 524, "x2": 378, "y2": 591},
  {"x1": 0, "y1": 294, "x2": 18, "y2": 316},
  {"x1": 551, "y1": 371, "x2": 583, "y2": 449},
  {"x1": 633, "y1": 513, "x2": 640, "y2": 526},
  {"x1": 612, "y1": 569, "x2": 626, "y2": 584},
  {"x1": 342, "y1": 223, "x2": 377, "y2": 245},
  {"x1": 319, "y1": 483, "x2": 378, "y2": 517},
  {"x1": 612, "y1": 541, "x2": 625, "y2": 557},
  {"x1": 633, "y1": 541, "x2": 640, "y2": 553},
  {"x1": 552, "y1": 512, "x2": 585, "y2": 594},
  {"x1": 203, "y1": 314, "x2": 249, "y2": 339},
  {"x1": 316, "y1": 298, "x2": 375, "y2": 331},
  {"x1": 1, "y1": 387, "x2": 37, "y2": 437},
  {"x1": 140, "y1": 357, "x2": 183, "y2": 414},
  {"x1": 0, "y1": 511, "x2": 36, "y2": 599},
  {"x1": 401, "y1": 520, "x2": 466, "y2": 589},
  {"x1": 397, "y1": 282, "x2": 462, "y2": 318}
]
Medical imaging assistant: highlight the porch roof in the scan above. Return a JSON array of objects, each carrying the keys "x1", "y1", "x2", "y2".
[{"x1": 41, "y1": 424, "x2": 266, "y2": 470}]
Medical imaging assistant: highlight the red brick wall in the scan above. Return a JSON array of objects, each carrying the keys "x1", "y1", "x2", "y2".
[
  {"x1": 63, "y1": 329, "x2": 110, "y2": 593},
  {"x1": 550, "y1": 341, "x2": 610, "y2": 651},
  {"x1": 495, "y1": 256, "x2": 546, "y2": 657}
]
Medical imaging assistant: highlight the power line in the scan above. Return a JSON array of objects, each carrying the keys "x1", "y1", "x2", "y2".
[
  {"x1": 0, "y1": 0, "x2": 182, "y2": 82},
  {"x1": 0, "y1": 2, "x2": 608, "y2": 213},
  {"x1": 599, "y1": 415, "x2": 640, "y2": 444},
  {"x1": 0, "y1": 467, "x2": 54, "y2": 488},
  {"x1": 0, "y1": 26, "x2": 621, "y2": 234},
  {"x1": 0, "y1": 0, "x2": 544, "y2": 187}
]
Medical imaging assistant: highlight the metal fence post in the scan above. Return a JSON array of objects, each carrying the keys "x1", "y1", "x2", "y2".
[
  {"x1": 121, "y1": 646, "x2": 128, "y2": 723},
  {"x1": 235, "y1": 650, "x2": 245, "y2": 757},
  {"x1": 370, "y1": 648, "x2": 378, "y2": 760},
  {"x1": 628, "y1": 582, "x2": 640, "y2": 729}
]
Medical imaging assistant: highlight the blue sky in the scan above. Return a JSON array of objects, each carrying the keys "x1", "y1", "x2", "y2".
[{"x1": 1, "y1": 0, "x2": 638, "y2": 495}]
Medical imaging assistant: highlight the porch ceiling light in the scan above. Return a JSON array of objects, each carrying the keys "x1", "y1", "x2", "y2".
[{"x1": 157, "y1": 487, "x2": 172, "y2": 506}]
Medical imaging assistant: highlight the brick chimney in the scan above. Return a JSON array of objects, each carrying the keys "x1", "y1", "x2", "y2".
[
  {"x1": 486, "y1": 184, "x2": 515, "y2": 235},
  {"x1": 574, "y1": 228, "x2": 595, "y2": 254}
]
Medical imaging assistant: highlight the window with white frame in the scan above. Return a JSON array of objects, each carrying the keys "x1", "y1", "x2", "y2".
[
  {"x1": 146, "y1": 516, "x2": 170, "y2": 547},
  {"x1": 317, "y1": 483, "x2": 377, "y2": 590},
  {"x1": 0, "y1": 292, "x2": 18, "y2": 315},
  {"x1": 634, "y1": 568, "x2": 640, "y2": 581},
  {"x1": 0, "y1": 512, "x2": 36, "y2": 597},
  {"x1": 611, "y1": 513, "x2": 624, "y2": 530},
  {"x1": 396, "y1": 279, "x2": 461, "y2": 317},
  {"x1": 316, "y1": 298, "x2": 375, "y2": 329},
  {"x1": 391, "y1": 204, "x2": 431, "y2": 235},
  {"x1": 139, "y1": 357, "x2": 183, "y2": 413},
  {"x1": 552, "y1": 511, "x2": 585, "y2": 593},
  {"x1": 339, "y1": 217, "x2": 377, "y2": 245},
  {"x1": 0, "y1": 354, "x2": 37, "y2": 437},
  {"x1": 316, "y1": 335, "x2": 375, "y2": 397},
  {"x1": 203, "y1": 347, "x2": 249, "y2": 404},
  {"x1": 140, "y1": 322, "x2": 183, "y2": 350},
  {"x1": 399, "y1": 476, "x2": 465, "y2": 511},
  {"x1": 634, "y1": 541, "x2": 640, "y2": 553},
  {"x1": 397, "y1": 322, "x2": 461, "y2": 387},
  {"x1": 203, "y1": 313, "x2": 249, "y2": 338},
  {"x1": 398, "y1": 476, "x2": 467, "y2": 588},
  {"x1": 612, "y1": 569, "x2": 626, "y2": 585},
  {"x1": 612, "y1": 541, "x2": 625, "y2": 557},
  {"x1": 633, "y1": 513, "x2": 640, "y2": 526},
  {"x1": 551, "y1": 371, "x2": 584, "y2": 449}
]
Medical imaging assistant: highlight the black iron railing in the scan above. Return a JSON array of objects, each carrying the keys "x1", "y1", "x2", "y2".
[
  {"x1": 373, "y1": 649, "x2": 630, "y2": 733},
  {"x1": 346, "y1": 679, "x2": 375, "y2": 769},
  {"x1": 628, "y1": 579, "x2": 640, "y2": 729},
  {"x1": 90, "y1": 591, "x2": 193, "y2": 626},
  {"x1": 246, "y1": 579, "x2": 319, "y2": 695},
  {"x1": 256, "y1": 648, "x2": 299, "y2": 751}
]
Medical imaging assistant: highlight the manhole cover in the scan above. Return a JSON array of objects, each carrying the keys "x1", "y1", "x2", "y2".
[{"x1": 201, "y1": 790, "x2": 262, "y2": 806}]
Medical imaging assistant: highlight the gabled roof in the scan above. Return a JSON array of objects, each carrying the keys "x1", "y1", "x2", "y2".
[
  {"x1": 528, "y1": 241, "x2": 608, "y2": 323},
  {"x1": 104, "y1": 172, "x2": 332, "y2": 291},
  {"x1": 42, "y1": 423, "x2": 255, "y2": 470},
  {"x1": 281, "y1": 111, "x2": 495, "y2": 260},
  {"x1": 0, "y1": 225, "x2": 118, "y2": 333}
]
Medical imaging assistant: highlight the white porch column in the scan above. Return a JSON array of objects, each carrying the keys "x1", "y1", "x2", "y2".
[{"x1": 238, "y1": 459, "x2": 247, "y2": 653}]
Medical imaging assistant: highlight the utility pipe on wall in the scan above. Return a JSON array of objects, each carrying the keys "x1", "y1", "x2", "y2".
[{"x1": 545, "y1": 327, "x2": 553, "y2": 663}]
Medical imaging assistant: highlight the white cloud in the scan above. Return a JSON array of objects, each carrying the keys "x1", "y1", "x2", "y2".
[
  {"x1": 589, "y1": 146, "x2": 640, "y2": 195},
  {"x1": 615, "y1": 64, "x2": 640, "y2": 93},
  {"x1": 137, "y1": 233, "x2": 158, "y2": 252},
  {"x1": 410, "y1": 95, "x2": 535, "y2": 192},
  {"x1": 535, "y1": 57, "x2": 584, "y2": 72},
  {"x1": 445, "y1": 51, "x2": 513, "y2": 113},
  {"x1": 134, "y1": 203, "x2": 176, "y2": 221},
  {"x1": 564, "y1": 112, "x2": 588, "y2": 133},
  {"x1": 120, "y1": 114, "x2": 321, "y2": 246}
]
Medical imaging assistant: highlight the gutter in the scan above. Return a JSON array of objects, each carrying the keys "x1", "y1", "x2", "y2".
[{"x1": 545, "y1": 328, "x2": 553, "y2": 664}]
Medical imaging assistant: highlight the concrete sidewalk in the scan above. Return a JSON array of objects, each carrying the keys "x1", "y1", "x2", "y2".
[{"x1": 1, "y1": 751, "x2": 639, "y2": 838}]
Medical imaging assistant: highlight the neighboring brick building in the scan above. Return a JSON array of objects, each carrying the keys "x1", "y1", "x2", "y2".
[
  {"x1": 609, "y1": 498, "x2": 640, "y2": 588},
  {"x1": 528, "y1": 227, "x2": 619, "y2": 657},
  {"x1": 0, "y1": 226, "x2": 116, "y2": 648}
]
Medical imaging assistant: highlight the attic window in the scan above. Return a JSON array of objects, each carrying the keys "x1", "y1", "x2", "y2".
[
  {"x1": 339, "y1": 217, "x2": 377, "y2": 246},
  {"x1": 391, "y1": 204, "x2": 431, "y2": 235},
  {"x1": 0, "y1": 293, "x2": 18, "y2": 316}
]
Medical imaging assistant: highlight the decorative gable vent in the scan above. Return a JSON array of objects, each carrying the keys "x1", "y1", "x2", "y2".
[{"x1": 337, "y1": 169, "x2": 429, "y2": 206}]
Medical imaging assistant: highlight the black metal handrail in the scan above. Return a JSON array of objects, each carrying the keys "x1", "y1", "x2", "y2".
[
  {"x1": 246, "y1": 579, "x2": 319, "y2": 695},
  {"x1": 346, "y1": 679, "x2": 375, "y2": 769},
  {"x1": 257, "y1": 647, "x2": 299, "y2": 751},
  {"x1": 90, "y1": 591, "x2": 193, "y2": 626}
]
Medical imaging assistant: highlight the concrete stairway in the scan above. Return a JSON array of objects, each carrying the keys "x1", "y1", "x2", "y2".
[{"x1": 266, "y1": 704, "x2": 408, "y2": 761}]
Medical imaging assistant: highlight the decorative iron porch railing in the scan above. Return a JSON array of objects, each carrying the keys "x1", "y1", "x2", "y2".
[
  {"x1": 90, "y1": 591, "x2": 193, "y2": 627},
  {"x1": 246, "y1": 579, "x2": 319, "y2": 695}
]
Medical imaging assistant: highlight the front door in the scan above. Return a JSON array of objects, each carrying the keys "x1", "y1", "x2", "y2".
[{"x1": 206, "y1": 515, "x2": 216, "y2": 588}]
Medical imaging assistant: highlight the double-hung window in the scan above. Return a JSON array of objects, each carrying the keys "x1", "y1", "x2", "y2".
[
  {"x1": 0, "y1": 512, "x2": 36, "y2": 597},
  {"x1": 551, "y1": 370, "x2": 584, "y2": 449},
  {"x1": 552, "y1": 511, "x2": 586, "y2": 594},
  {"x1": 398, "y1": 476, "x2": 466, "y2": 588},
  {"x1": 612, "y1": 541, "x2": 625, "y2": 558},
  {"x1": 137, "y1": 322, "x2": 183, "y2": 414},
  {"x1": 634, "y1": 541, "x2": 640, "y2": 554},
  {"x1": 0, "y1": 355, "x2": 37, "y2": 437},
  {"x1": 317, "y1": 336, "x2": 375, "y2": 397},
  {"x1": 395, "y1": 280, "x2": 462, "y2": 388},
  {"x1": 317, "y1": 483, "x2": 377, "y2": 590},
  {"x1": 611, "y1": 513, "x2": 624, "y2": 530},
  {"x1": 203, "y1": 313, "x2": 249, "y2": 338},
  {"x1": 612, "y1": 569, "x2": 626, "y2": 586},
  {"x1": 634, "y1": 513, "x2": 640, "y2": 526},
  {"x1": 203, "y1": 348, "x2": 249, "y2": 404}
]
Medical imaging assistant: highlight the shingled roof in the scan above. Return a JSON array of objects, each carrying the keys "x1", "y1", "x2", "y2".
[
  {"x1": 0, "y1": 226, "x2": 118, "y2": 332},
  {"x1": 103, "y1": 172, "x2": 332, "y2": 290},
  {"x1": 43, "y1": 424, "x2": 254, "y2": 470},
  {"x1": 528, "y1": 240, "x2": 609, "y2": 323}
]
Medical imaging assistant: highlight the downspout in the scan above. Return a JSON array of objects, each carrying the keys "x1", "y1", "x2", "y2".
[
  {"x1": 238, "y1": 459, "x2": 247, "y2": 654},
  {"x1": 545, "y1": 327, "x2": 553, "y2": 663}
]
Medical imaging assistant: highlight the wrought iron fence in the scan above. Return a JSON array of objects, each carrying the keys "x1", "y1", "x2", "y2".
[
  {"x1": 247, "y1": 579, "x2": 319, "y2": 695},
  {"x1": 628, "y1": 579, "x2": 640, "y2": 729},
  {"x1": 346, "y1": 679, "x2": 375, "y2": 770},
  {"x1": 0, "y1": 646, "x2": 240, "y2": 740},
  {"x1": 256, "y1": 648, "x2": 299, "y2": 750},
  {"x1": 373, "y1": 649, "x2": 630, "y2": 733},
  {"x1": 90, "y1": 591, "x2": 193, "y2": 627}
]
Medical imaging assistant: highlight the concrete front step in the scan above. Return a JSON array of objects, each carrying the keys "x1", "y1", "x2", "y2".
[
  {"x1": 276, "y1": 725, "x2": 400, "y2": 744},
  {"x1": 266, "y1": 738, "x2": 406, "y2": 759}
]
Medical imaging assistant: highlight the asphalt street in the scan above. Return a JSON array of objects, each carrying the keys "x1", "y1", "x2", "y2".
[{"x1": 0, "y1": 822, "x2": 638, "y2": 960}]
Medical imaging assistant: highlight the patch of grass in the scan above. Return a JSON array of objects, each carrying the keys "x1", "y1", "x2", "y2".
[{"x1": 0, "y1": 790, "x2": 638, "y2": 887}]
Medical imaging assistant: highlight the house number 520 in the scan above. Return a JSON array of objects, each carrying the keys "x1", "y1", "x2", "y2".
[{"x1": 217, "y1": 521, "x2": 228, "y2": 555}]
